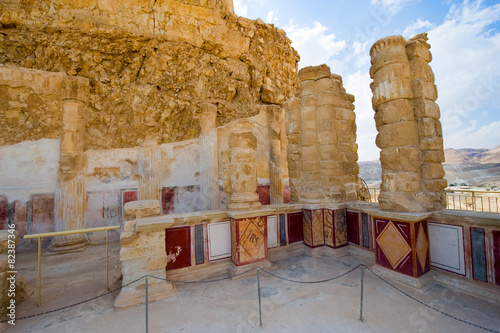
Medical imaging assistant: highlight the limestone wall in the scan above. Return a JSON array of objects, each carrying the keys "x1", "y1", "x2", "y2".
[
  {"x1": 370, "y1": 33, "x2": 446, "y2": 212},
  {"x1": 0, "y1": 0, "x2": 299, "y2": 149},
  {"x1": 285, "y1": 64, "x2": 359, "y2": 204}
]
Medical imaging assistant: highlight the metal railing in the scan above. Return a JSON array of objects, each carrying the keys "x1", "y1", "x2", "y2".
[
  {"x1": 366, "y1": 188, "x2": 500, "y2": 213},
  {"x1": 23, "y1": 225, "x2": 121, "y2": 306}
]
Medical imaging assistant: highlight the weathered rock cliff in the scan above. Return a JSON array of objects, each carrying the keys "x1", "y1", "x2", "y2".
[{"x1": 0, "y1": 0, "x2": 299, "y2": 148}]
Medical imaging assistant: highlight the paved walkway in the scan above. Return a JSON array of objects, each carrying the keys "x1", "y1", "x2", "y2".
[{"x1": 9, "y1": 244, "x2": 500, "y2": 332}]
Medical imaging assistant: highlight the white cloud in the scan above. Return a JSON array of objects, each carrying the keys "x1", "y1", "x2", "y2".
[
  {"x1": 233, "y1": 0, "x2": 248, "y2": 17},
  {"x1": 266, "y1": 8, "x2": 279, "y2": 25},
  {"x1": 403, "y1": 18, "x2": 434, "y2": 38},
  {"x1": 428, "y1": 0, "x2": 500, "y2": 149},
  {"x1": 284, "y1": 21, "x2": 346, "y2": 68},
  {"x1": 371, "y1": 0, "x2": 413, "y2": 14}
]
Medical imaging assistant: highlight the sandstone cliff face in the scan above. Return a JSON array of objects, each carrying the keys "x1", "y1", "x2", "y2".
[{"x1": 0, "y1": 0, "x2": 299, "y2": 148}]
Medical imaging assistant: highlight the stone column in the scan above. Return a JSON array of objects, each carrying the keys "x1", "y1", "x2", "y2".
[
  {"x1": 199, "y1": 103, "x2": 219, "y2": 210},
  {"x1": 266, "y1": 105, "x2": 284, "y2": 205},
  {"x1": 370, "y1": 34, "x2": 447, "y2": 212},
  {"x1": 284, "y1": 97, "x2": 302, "y2": 203},
  {"x1": 227, "y1": 131, "x2": 261, "y2": 210},
  {"x1": 50, "y1": 76, "x2": 89, "y2": 252},
  {"x1": 138, "y1": 139, "x2": 161, "y2": 201},
  {"x1": 370, "y1": 35, "x2": 422, "y2": 211},
  {"x1": 407, "y1": 33, "x2": 447, "y2": 210}
]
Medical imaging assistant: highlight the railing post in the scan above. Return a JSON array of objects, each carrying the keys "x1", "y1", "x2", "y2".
[
  {"x1": 257, "y1": 267, "x2": 262, "y2": 327},
  {"x1": 145, "y1": 275, "x2": 149, "y2": 333},
  {"x1": 106, "y1": 229, "x2": 109, "y2": 291},
  {"x1": 37, "y1": 237, "x2": 41, "y2": 307},
  {"x1": 359, "y1": 265, "x2": 364, "y2": 322},
  {"x1": 472, "y1": 191, "x2": 477, "y2": 211}
]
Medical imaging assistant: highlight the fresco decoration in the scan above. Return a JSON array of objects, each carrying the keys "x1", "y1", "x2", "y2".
[
  {"x1": 471, "y1": 227, "x2": 487, "y2": 282},
  {"x1": 165, "y1": 226, "x2": 192, "y2": 270},
  {"x1": 347, "y1": 211, "x2": 360, "y2": 245},
  {"x1": 287, "y1": 211, "x2": 304, "y2": 244},
  {"x1": 231, "y1": 216, "x2": 268, "y2": 266}
]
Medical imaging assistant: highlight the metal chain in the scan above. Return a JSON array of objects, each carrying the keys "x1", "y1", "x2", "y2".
[
  {"x1": 260, "y1": 264, "x2": 362, "y2": 284},
  {"x1": 364, "y1": 265, "x2": 499, "y2": 333},
  {"x1": 0, "y1": 276, "x2": 145, "y2": 324},
  {"x1": 149, "y1": 267, "x2": 257, "y2": 284}
]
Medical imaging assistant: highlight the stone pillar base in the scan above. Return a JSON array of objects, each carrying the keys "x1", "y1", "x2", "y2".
[
  {"x1": 228, "y1": 260, "x2": 274, "y2": 280},
  {"x1": 114, "y1": 279, "x2": 176, "y2": 310},
  {"x1": 370, "y1": 264, "x2": 434, "y2": 290},
  {"x1": 48, "y1": 235, "x2": 89, "y2": 253}
]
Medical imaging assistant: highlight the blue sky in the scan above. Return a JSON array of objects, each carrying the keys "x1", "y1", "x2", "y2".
[{"x1": 234, "y1": 0, "x2": 500, "y2": 161}]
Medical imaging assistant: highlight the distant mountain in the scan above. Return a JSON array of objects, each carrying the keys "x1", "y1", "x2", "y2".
[
  {"x1": 358, "y1": 146, "x2": 500, "y2": 188},
  {"x1": 444, "y1": 146, "x2": 500, "y2": 164}
]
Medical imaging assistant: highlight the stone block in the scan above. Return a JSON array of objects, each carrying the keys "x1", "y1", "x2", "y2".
[
  {"x1": 380, "y1": 147, "x2": 420, "y2": 172},
  {"x1": 381, "y1": 172, "x2": 420, "y2": 192},
  {"x1": 409, "y1": 58, "x2": 435, "y2": 82},
  {"x1": 340, "y1": 162, "x2": 359, "y2": 175},
  {"x1": 317, "y1": 120, "x2": 333, "y2": 132},
  {"x1": 315, "y1": 77, "x2": 334, "y2": 91},
  {"x1": 123, "y1": 200, "x2": 161, "y2": 221},
  {"x1": 318, "y1": 131, "x2": 337, "y2": 145},
  {"x1": 232, "y1": 179, "x2": 258, "y2": 193},
  {"x1": 301, "y1": 106, "x2": 317, "y2": 122},
  {"x1": 299, "y1": 64, "x2": 331, "y2": 81},
  {"x1": 301, "y1": 96, "x2": 316, "y2": 107},
  {"x1": 420, "y1": 162, "x2": 445, "y2": 179},
  {"x1": 421, "y1": 179, "x2": 447, "y2": 191},
  {"x1": 421, "y1": 150, "x2": 445, "y2": 163},
  {"x1": 372, "y1": 62, "x2": 410, "y2": 83},
  {"x1": 411, "y1": 99, "x2": 440, "y2": 119},
  {"x1": 317, "y1": 92, "x2": 339, "y2": 106},
  {"x1": 316, "y1": 105, "x2": 335, "y2": 121},
  {"x1": 417, "y1": 117, "x2": 437, "y2": 137},
  {"x1": 336, "y1": 108, "x2": 356, "y2": 122},
  {"x1": 301, "y1": 120, "x2": 317, "y2": 132},
  {"x1": 419, "y1": 137, "x2": 443, "y2": 151},
  {"x1": 375, "y1": 99, "x2": 414, "y2": 127},
  {"x1": 319, "y1": 145, "x2": 337, "y2": 160},
  {"x1": 301, "y1": 132, "x2": 318, "y2": 146},
  {"x1": 302, "y1": 161, "x2": 320, "y2": 172},
  {"x1": 62, "y1": 76, "x2": 90, "y2": 102},
  {"x1": 406, "y1": 40, "x2": 432, "y2": 62},
  {"x1": 411, "y1": 79, "x2": 437, "y2": 100},
  {"x1": 229, "y1": 149, "x2": 255, "y2": 164},
  {"x1": 376, "y1": 121, "x2": 419, "y2": 148},
  {"x1": 371, "y1": 77, "x2": 413, "y2": 108},
  {"x1": 301, "y1": 146, "x2": 320, "y2": 161},
  {"x1": 300, "y1": 80, "x2": 316, "y2": 96},
  {"x1": 370, "y1": 35, "x2": 408, "y2": 76}
]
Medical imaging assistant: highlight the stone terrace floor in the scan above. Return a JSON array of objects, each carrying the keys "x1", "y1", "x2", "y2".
[{"x1": 10, "y1": 243, "x2": 500, "y2": 333}]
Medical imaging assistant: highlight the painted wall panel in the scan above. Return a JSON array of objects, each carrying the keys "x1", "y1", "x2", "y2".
[
  {"x1": 279, "y1": 214, "x2": 286, "y2": 246},
  {"x1": 31, "y1": 193, "x2": 55, "y2": 234},
  {"x1": 0, "y1": 195, "x2": 8, "y2": 230},
  {"x1": 267, "y1": 215, "x2": 278, "y2": 248},
  {"x1": 347, "y1": 211, "x2": 360, "y2": 245},
  {"x1": 493, "y1": 231, "x2": 500, "y2": 286},
  {"x1": 165, "y1": 226, "x2": 191, "y2": 270},
  {"x1": 207, "y1": 221, "x2": 231, "y2": 261},
  {"x1": 257, "y1": 185, "x2": 270, "y2": 205},
  {"x1": 471, "y1": 227, "x2": 487, "y2": 282},
  {"x1": 362, "y1": 213, "x2": 369, "y2": 248},
  {"x1": 287, "y1": 211, "x2": 303, "y2": 244},
  {"x1": 428, "y1": 222, "x2": 465, "y2": 275},
  {"x1": 195, "y1": 225, "x2": 204, "y2": 265}
]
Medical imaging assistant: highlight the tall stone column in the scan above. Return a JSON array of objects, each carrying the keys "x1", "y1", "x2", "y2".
[
  {"x1": 199, "y1": 103, "x2": 219, "y2": 210},
  {"x1": 50, "y1": 76, "x2": 89, "y2": 252},
  {"x1": 370, "y1": 35, "x2": 421, "y2": 211},
  {"x1": 265, "y1": 105, "x2": 284, "y2": 204},
  {"x1": 407, "y1": 33, "x2": 447, "y2": 210},
  {"x1": 138, "y1": 139, "x2": 161, "y2": 201},
  {"x1": 370, "y1": 34, "x2": 446, "y2": 212},
  {"x1": 227, "y1": 131, "x2": 261, "y2": 210},
  {"x1": 284, "y1": 97, "x2": 302, "y2": 203}
]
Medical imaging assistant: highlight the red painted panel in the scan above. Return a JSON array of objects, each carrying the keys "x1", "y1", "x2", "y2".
[
  {"x1": 415, "y1": 221, "x2": 431, "y2": 277},
  {"x1": 31, "y1": 193, "x2": 55, "y2": 234},
  {"x1": 493, "y1": 231, "x2": 500, "y2": 286},
  {"x1": 374, "y1": 218, "x2": 413, "y2": 277},
  {"x1": 0, "y1": 195, "x2": 8, "y2": 230},
  {"x1": 13, "y1": 201, "x2": 27, "y2": 237},
  {"x1": 287, "y1": 211, "x2": 303, "y2": 244},
  {"x1": 165, "y1": 226, "x2": 191, "y2": 270},
  {"x1": 283, "y1": 185, "x2": 291, "y2": 204},
  {"x1": 257, "y1": 185, "x2": 270, "y2": 205},
  {"x1": 161, "y1": 187, "x2": 175, "y2": 214},
  {"x1": 122, "y1": 190, "x2": 138, "y2": 206},
  {"x1": 347, "y1": 211, "x2": 360, "y2": 245}
]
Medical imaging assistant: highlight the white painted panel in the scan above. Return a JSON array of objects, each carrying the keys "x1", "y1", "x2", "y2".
[
  {"x1": 207, "y1": 221, "x2": 231, "y2": 261},
  {"x1": 267, "y1": 215, "x2": 278, "y2": 248},
  {"x1": 429, "y1": 222, "x2": 465, "y2": 275}
]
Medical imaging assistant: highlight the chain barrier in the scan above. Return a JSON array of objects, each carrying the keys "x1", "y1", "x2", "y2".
[
  {"x1": 0, "y1": 275, "x2": 145, "y2": 324},
  {"x1": 149, "y1": 266, "x2": 257, "y2": 284},
  {"x1": 4, "y1": 263, "x2": 499, "y2": 333},
  {"x1": 364, "y1": 265, "x2": 499, "y2": 333},
  {"x1": 259, "y1": 264, "x2": 362, "y2": 284}
]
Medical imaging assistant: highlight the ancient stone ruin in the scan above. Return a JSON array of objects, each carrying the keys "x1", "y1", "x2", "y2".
[{"x1": 0, "y1": 0, "x2": 499, "y2": 320}]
